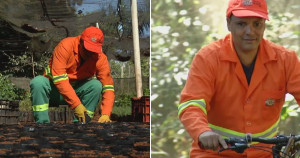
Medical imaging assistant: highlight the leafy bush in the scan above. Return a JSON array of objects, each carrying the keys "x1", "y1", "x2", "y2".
[
  {"x1": 0, "y1": 73, "x2": 26, "y2": 101},
  {"x1": 19, "y1": 91, "x2": 32, "y2": 112},
  {"x1": 114, "y1": 94, "x2": 135, "y2": 108},
  {"x1": 143, "y1": 88, "x2": 150, "y2": 96}
]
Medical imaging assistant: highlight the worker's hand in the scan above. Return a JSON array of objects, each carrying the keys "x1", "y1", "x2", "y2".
[
  {"x1": 74, "y1": 104, "x2": 87, "y2": 123},
  {"x1": 98, "y1": 114, "x2": 112, "y2": 123},
  {"x1": 198, "y1": 131, "x2": 228, "y2": 151}
]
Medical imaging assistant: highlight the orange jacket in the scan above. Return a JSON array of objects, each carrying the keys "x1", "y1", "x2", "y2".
[
  {"x1": 44, "y1": 35, "x2": 115, "y2": 115},
  {"x1": 178, "y1": 34, "x2": 300, "y2": 158}
]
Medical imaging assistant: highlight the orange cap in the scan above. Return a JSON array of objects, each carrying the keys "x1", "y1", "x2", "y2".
[
  {"x1": 226, "y1": 0, "x2": 269, "y2": 20},
  {"x1": 81, "y1": 26, "x2": 104, "y2": 54}
]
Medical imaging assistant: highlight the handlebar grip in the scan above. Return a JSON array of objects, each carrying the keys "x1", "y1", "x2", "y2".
[
  {"x1": 219, "y1": 143, "x2": 249, "y2": 153},
  {"x1": 218, "y1": 146, "x2": 238, "y2": 153}
]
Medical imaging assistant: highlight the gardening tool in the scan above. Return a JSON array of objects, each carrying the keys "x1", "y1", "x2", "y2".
[{"x1": 85, "y1": 113, "x2": 91, "y2": 123}]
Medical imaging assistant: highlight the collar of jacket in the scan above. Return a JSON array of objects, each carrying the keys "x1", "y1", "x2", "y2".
[
  {"x1": 73, "y1": 35, "x2": 81, "y2": 65},
  {"x1": 219, "y1": 33, "x2": 277, "y2": 64},
  {"x1": 74, "y1": 35, "x2": 81, "y2": 54}
]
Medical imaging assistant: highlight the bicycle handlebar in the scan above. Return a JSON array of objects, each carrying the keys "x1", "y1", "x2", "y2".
[
  {"x1": 225, "y1": 135, "x2": 300, "y2": 144},
  {"x1": 219, "y1": 135, "x2": 300, "y2": 154}
]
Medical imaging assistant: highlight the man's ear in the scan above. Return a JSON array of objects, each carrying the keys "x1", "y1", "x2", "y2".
[{"x1": 226, "y1": 17, "x2": 231, "y2": 32}]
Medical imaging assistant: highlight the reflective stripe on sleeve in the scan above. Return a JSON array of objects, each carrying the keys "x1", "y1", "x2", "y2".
[
  {"x1": 102, "y1": 85, "x2": 114, "y2": 93},
  {"x1": 209, "y1": 118, "x2": 280, "y2": 143},
  {"x1": 32, "y1": 104, "x2": 49, "y2": 112},
  {"x1": 53, "y1": 74, "x2": 68, "y2": 83},
  {"x1": 44, "y1": 65, "x2": 53, "y2": 79},
  {"x1": 177, "y1": 99, "x2": 206, "y2": 116}
]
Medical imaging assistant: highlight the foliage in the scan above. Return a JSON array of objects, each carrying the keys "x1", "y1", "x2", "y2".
[
  {"x1": 265, "y1": 12, "x2": 300, "y2": 52},
  {"x1": 18, "y1": 91, "x2": 32, "y2": 112},
  {"x1": 3, "y1": 50, "x2": 50, "y2": 77},
  {"x1": 93, "y1": 8, "x2": 122, "y2": 38},
  {"x1": 141, "y1": 57, "x2": 150, "y2": 77},
  {"x1": 281, "y1": 94, "x2": 300, "y2": 120},
  {"x1": 112, "y1": 106, "x2": 131, "y2": 116},
  {"x1": 118, "y1": 1, "x2": 133, "y2": 38},
  {"x1": 110, "y1": 60, "x2": 135, "y2": 78},
  {"x1": 151, "y1": 0, "x2": 218, "y2": 157},
  {"x1": 112, "y1": 92, "x2": 151, "y2": 117},
  {"x1": 0, "y1": 73, "x2": 27, "y2": 100},
  {"x1": 109, "y1": 57, "x2": 149, "y2": 78},
  {"x1": 151, "y1": 0, "x2": 300, "y2": 157},
  {"x1": 114, "y1": 93, "x2": 135, "y2": 108},
  {"x1": 111, "y1": 93, "x2": 134, "y2": 116},
  {"x1": 143, "y1": 88, "x2": 150, "y2": 96}
]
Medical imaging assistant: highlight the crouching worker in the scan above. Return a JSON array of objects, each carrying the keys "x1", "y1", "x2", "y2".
[{"x1": 30, "y1": 26, "x2": 115, "y2": 123}]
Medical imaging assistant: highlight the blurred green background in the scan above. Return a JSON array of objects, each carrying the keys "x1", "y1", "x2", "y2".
[{"x1": 151, "y1": 0, "x2": 300, "y2": 157}]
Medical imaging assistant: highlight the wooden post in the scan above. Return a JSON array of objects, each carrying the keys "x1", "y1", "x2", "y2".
[{"x1": 131, "y1": 0, "x2": 143, "y2": 98}]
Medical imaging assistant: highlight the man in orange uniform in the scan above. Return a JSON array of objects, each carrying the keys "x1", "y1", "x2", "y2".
[
  {"x1": 178, "y1": 0, "x2": 300, "y2": 157},
  {"x1": 30, "y1": 26, "x2": 115, "y2": 123}
]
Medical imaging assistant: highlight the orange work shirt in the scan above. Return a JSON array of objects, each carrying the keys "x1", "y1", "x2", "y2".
[
  {"x1": 178, "y1": 34, "x2": 300, "y2": 158},
  {"x1": 44, "y1": 35, "x2": 114, "y2": 115}
]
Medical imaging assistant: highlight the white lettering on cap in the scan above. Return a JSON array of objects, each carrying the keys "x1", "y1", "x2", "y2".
[
  {"x1": 91, "y1": 37, "x2": 97, "y2": 42},
  {"x1": 243, "y1": 0, "x2": 253, "y2": 6}
]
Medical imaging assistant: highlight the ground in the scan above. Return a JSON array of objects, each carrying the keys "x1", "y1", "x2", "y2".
[{"x1": 0, "y1": 122, "x2": 150, "y2": 157}]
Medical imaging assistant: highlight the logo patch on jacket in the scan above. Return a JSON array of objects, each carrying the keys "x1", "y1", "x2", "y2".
[{"x1": 265, "y1": 98, "x2": 275, "y2": 106}]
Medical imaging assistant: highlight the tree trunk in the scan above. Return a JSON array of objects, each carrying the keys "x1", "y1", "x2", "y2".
[{"x1": 131, "y1": 0, "x2": 143, "y2": 97}]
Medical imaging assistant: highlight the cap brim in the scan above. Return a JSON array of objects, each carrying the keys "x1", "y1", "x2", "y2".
[
  {"x1": 232, "y1": 10, "x2": 269, "y2": 20},
  {"x1": 83, "y1": 41, "x2": 102, "y2": 54}
]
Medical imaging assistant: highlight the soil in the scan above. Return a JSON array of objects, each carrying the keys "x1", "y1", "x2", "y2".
[{"x1": 0, "y1": 122, "x2": 150, "y2": 157}]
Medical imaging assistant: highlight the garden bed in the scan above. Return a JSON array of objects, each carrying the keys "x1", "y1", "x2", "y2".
[{"x1": 0, "y1": 122, "x2": 150, "y2": 157}]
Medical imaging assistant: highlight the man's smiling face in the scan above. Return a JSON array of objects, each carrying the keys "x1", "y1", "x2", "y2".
[{"x1": 227, "y1": 15, "x2": 266, "y2": 54}]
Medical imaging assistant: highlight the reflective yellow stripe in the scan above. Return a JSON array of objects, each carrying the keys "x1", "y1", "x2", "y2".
[
  {"x1": 87, "y1": 110, "x2": 94, "y2": 118},
  {"x1": 103, "y1": 85, "x2": 114, "y2": 93},
  {"x1": 32, "y1": 104, "x2": 49, "y2": 112},
  {"x1": 177, "y1": 99, "x2": 206, "y2": 116},
  {"x1": 209, "y1": 118, "x2": 280, "y2": 142},
  {"x1": 45, "y1": 65, "x2": 53, "y2": 78},
  {"x1": 53, "y1": 74, "x2": 68, "y2": 83},
  {"x1": 252, "y1": 119, "x2": 279, "y2": 138}
]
